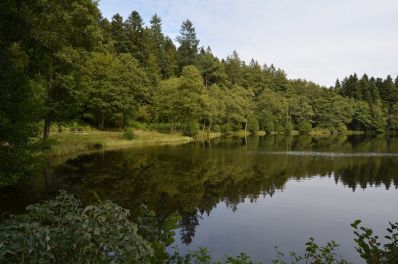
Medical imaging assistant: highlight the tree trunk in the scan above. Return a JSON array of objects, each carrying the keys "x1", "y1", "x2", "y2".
[
  {"x1": 98, "y1": 112, "x2": 105, "y2": 130},
  {"x1": 43, "y1": 117, "x2": 51, "y2": 142},
  {"x1": 173, "y1": 122, "x2": 176, "y2": 133},
  {"x1": 208, "y1": 120, "x2": 212, "y2": 132},
  {"x1": 171, "y1": 122, "x2": 176, "y2": 133},
  {"x1": 244, "y1": 120, "x2": 248, "y2": 134},
  {"x1": 202, "y1": 119, "x2": 206, "y2": 133}
]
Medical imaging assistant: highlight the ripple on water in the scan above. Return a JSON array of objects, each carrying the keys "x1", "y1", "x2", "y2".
[{"x1": 249, "y1": 151, "x2": 398, "y2": 158}]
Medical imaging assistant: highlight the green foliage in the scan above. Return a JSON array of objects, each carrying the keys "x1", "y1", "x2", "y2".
[
  {"x1": 168, "y1": 248, "x2": 259, "y2": 264},
  {"x1": 167, "y1": 247, "x2": 213, "y2": 264},
  {"x1": 0, "y1": 41, "x2": 44, "y2": 187},
  {"x1": 182, "y1": 122, "x2": 200, "y2": 137},
  {"x1": 225, "y1": 253, "x2": 256, "y2": 264},
  {"x1": 3, "y1": 1, "x2": 398, "y2": 187},
  {"x1": 351, "y1": 220, "x2": 398, "y2": 263},
  {"x1": 297, "y1": 121, "x2": 312, "y2": 134},
  {"x1": 212, "y1": 124, "x2": 221, "y2": 132},
  {"x1": 247, "y1": 117, "x2": 259, "y2": 133},
  {"x1": 256, "y1": 89, "x2": 287, "y2": 133},
  {"x1": 153, "y1": 65, "x2": 204, "y2": 132},
  {"x1": 137, "y1": 205, "x2": 181, "y2": 263},
  {"x1": 83, "y1": 52, "x2": 149, "y2": 129},
  {"x1": 263, "y1": 120, "x2": 275, "y2": 133},
  {"x1": 177, "y1": 20, "x2": 200, "y2": 72},
  {"x1": 1, "y1": 191, "x2": 398, "y2": 264},
  {"x1": 272, "y1": 220, "x2": 398, "y2": 264},
  {"x1": 148, "y1": 123, "x2": 174, "y2": 133},
  {"x1": 285, "y1": 122, "x2": 294, "y2": 134},
  {"x1": 273, "y1": 238, "x2": 349, "y2": 264},
  {"x1": 0, "y1": 146, "x2": 43, "y2": 187},
  {"x1": 123, "y1": 128, "x2": 136, "y2": 140},
  {"x1": 0, "y1": 191, "x2": 153, "y2": 263}
]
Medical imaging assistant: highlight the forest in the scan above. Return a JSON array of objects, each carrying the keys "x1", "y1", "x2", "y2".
[
  {"x1": 3, "y1": 0, "x2": 398, "y2": 145},
  {"x1": 2, "y1": 1, "x2": 398, "y2": 263}
]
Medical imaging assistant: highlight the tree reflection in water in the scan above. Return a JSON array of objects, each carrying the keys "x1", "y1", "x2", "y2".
[{"x1": 2, "y1": 135, "x2": 398, "y2": 246}]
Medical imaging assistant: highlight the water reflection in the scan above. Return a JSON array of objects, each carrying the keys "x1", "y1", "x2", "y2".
[{"x1": 1, "y1": 135, "x2": 398, "y2": 262}]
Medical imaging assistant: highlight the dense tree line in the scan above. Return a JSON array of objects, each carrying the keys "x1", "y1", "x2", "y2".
[
  {"x1": 335, "y1": 74, "x2": 398, "y2": 131},
  {"x1": 3, "y1": 0, "x2": 398, "y2": 142},
  {"x1": 2, "y1": 1, "x2": 398, "y2": 185}
]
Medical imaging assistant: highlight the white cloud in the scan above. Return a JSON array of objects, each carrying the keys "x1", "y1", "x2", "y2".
[{"x1": 99, "y1": 0, "x2": 398, "y2": 86}]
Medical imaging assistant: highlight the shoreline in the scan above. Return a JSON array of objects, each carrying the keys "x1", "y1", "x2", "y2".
[
  {"x1": 47, "y1": 128, "x2": 379, "y2": 158},
  {"x1": 49, "y1": 129, "x2": 193, "y2": 157}
]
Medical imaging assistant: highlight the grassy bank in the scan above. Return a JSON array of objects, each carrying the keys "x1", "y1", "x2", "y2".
[
  {"x1": 48, "y1": 126, "x2": 371, "y2": 157},
  {"x1": 49, "y1": 129, "x2": 192, "y2": 156}
]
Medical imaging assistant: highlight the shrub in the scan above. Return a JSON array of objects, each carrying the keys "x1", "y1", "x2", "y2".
[
  {"x1": 297, "y1": 121, "x2": 312, "y2": 134},
  {"x1": 222, "y1": 122, "x2": 234, "y2": 133},
  {"x1": 212, "y1": 124, "x2": 221, "y2": 133},
  {"x1": 284, "y1": 122, "x2": 294, "y2": 134},
  {"x1": 275, "y1": 122, "x2": 285, "y2": 133},
  {"x1": 129, "y1": 121, "x2": 149, "y2": 130},
  {"x1": 181, "y1": 122, "x2": 199, "y2": 137},
  {"x1": 351, "y1": 219, "x2": 398, "y2": 263},
  {"x1": 231, "y1": 121, "x2": 242, "y2": 132},
  {"x1": 123, "y1": 128, "x2": 135, "y2": 140},
  {"x1": 330, "y1": 127, "x2": 338, "y2": 135},
  {"x1": 337, "y1": 124, "x2": 348, "y2": 133},
  {"x1": 247, "y1": 117, "x2": 259, "y2": 133},
  {"x1": 273, "y1": 238, "x2": 349, "y2": 264},
  {"x1": 263, "y1": 121, "x2": 275, "y2": 133},
  {"x1": 0, "y1": 191, "x2": 153, "y2": 263},
  {"x1": 1, "y1": 192, "x2": 397, "y2": 264},
  {"x1": 147, "y1": 123, "x2": 172, "y2": 133}
]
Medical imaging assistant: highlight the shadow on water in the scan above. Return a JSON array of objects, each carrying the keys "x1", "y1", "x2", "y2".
[{"x1": 1, "y1": 134, "x2": 398, "y2": 262}]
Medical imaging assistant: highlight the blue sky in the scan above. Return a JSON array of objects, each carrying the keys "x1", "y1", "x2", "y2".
[{"x1": 98, "y1": 0, "x2": 398, "y2": 86}]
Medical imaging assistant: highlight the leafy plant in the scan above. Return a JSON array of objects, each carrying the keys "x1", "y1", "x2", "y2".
[
  {"x1": 182, "y1": 122, "x2": 200, "y2": 137},
  {"x1": 297, "y1": 121, "x2": 312, "y2": 134},
  {"x1": 351, "y1": 219, "x2": 398, "y2": 263},
  {"x1": 123, "y1": 128, "x2": 136, "y2": 140},
  {"x1": 137, "y1": 205, "x2": 181, "y2": 263},
  {"x1": 272, "y1": 237, "x2": 349, "y2": 264},
  {"x1": 247, "y1": 117, "x2": 259, "y2": 133},
  {"x1": 0, "y1": 191, "x2": 153, "y2": 263},
  {"x1": 2, "y1": 192, "x2": 398, "y2": 264},
  {"x1": 167, "y1": 248, "x2": 259, "y2": 264}
]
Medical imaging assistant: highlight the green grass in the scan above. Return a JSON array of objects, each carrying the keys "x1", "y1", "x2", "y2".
[
  {"x1": 47, "y1": 125, "x2": 369, "y2": 157},
  {"x1": 49, "y1": 129, "x2": 192, "y2": 156}
]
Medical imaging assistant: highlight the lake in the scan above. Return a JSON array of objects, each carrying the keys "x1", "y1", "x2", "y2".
[{"x1": 1, "y1": 135, "x2": 398, "y2": 263}]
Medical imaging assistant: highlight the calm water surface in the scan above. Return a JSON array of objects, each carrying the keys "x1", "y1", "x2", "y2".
[{"x1": 1, "y1": 135, "x2": 398, "y2": 263}]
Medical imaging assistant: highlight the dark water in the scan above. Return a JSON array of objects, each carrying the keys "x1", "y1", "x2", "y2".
[{"x1": 2, "y1": 135, "x2": 398, "y2": 263}]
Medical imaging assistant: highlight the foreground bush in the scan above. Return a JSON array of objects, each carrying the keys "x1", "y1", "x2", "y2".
[
  {"x1": 1, "y1": 192, "x2": 397, "y2": 263},
  {"x1": 0, "y1": 191, "x2": 153, "y2": 263},
  {"x1": 351, "y1": 220, "x2": 398, "y2": 264}
]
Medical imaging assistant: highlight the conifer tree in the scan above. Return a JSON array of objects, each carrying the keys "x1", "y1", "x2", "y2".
[{"x1": 177, "y1": 20, "x2": 200, "y2": 72}]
